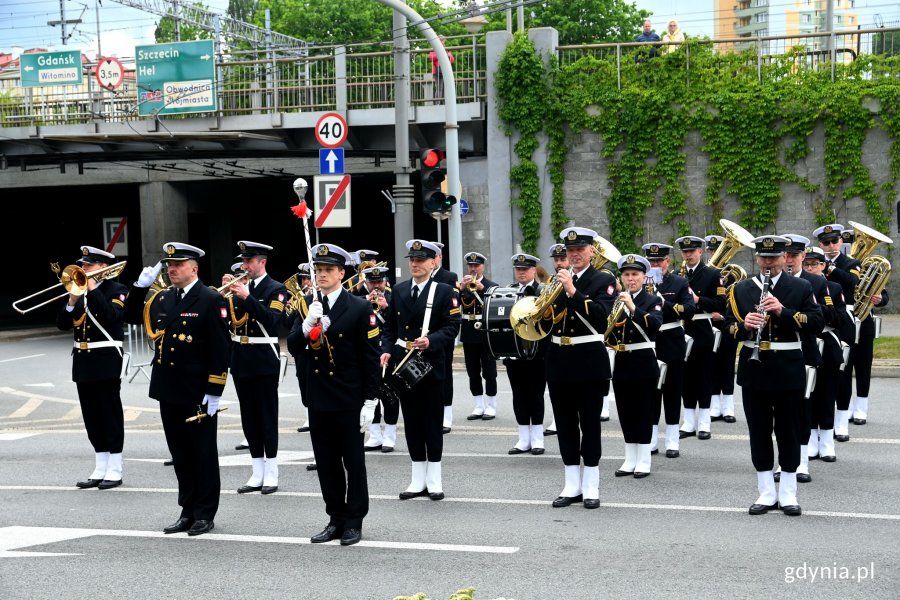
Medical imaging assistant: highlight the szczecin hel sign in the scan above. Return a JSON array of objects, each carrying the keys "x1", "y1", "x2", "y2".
[
  {"x1": 135, "y1": 40, "x2": 216, "y2": 116},
  {"x1": 20, "y1": 50, "x2": 83, "y2": 87}
]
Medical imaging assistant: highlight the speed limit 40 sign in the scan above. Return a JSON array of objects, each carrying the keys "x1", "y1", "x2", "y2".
[
  {"x1": 95, "y1": 56, "x2": 125, "y2": 91},
  {"x1": 315, "y1": 112, "x2": 348, "y2": 148}
]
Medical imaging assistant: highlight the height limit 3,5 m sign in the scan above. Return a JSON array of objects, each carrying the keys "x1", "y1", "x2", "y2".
[{"x1": 314, "y1": 175, "x2": 351, "y2": 228}]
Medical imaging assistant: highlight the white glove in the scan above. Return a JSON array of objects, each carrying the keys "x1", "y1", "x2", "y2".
[
  {"x1": 360, "y1": 399, "x2": 377, "y2": 432},
  {"x1": 303, "y1": 301, "x2": 324, "y2": 335},
  {"x1": 202, "y1": 394, "x2": 221, "y2": 416},
  {"x1": 319, "y1": 315, "x2": 331, "y2": 333},
  {"x1": 136, "y1": 262, "x2": 163, "y2": 288}
]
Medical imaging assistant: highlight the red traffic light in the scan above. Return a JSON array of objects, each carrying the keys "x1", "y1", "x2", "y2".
[{"x1": 421, "y1": 148, "x2": 444, "y2": 168}]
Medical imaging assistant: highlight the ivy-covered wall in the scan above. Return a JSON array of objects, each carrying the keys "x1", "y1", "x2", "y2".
[{"x1": 489, "y1": 29, "x2": 899, "y2": 296}]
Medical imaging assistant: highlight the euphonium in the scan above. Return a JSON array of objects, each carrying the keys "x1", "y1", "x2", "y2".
[
  {"x1": 847, "y1": 221, "x2": 893, "y2": 322},
  {"x1": 510, "y1": 236, "x2": 621, "y2": 341},
  {"x1": 709, "y1": 218, "x2": 755, "y2": 287},
  {"x1": 604, "y1": 295, "x2": 627, "y2": 340}
]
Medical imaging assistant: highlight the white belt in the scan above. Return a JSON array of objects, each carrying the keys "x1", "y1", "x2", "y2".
[
  {"x1": 659, "y1": 322, "x2": 683, "y2": 332},
  {"x1": 608, "y1": 341, "x2": 655, "y2": 352},
  {"x1": 231, "y1": 335, "x2": 279, "y2": 345},
  {"x1": 74, "y1": 340, "x2": 123, "y2": 350},
  {"x1": 551, "y1": 334, "x2": 604, "y2": 346},
  {"x1": 743, "y1": 341, "x2": 802, "y2": 351},
  {"x1": 464, "y1": 314, "x2": 481, "y2": 321},
  {"x1": 691, "y1": 313, "x2": 713, "y2": 321},
  {"x1": 846, "y1": 304, "x2": 855, "y2": 311},
  {"x1": 395, "y1": 338, "x2": 419, "y2": 350}
]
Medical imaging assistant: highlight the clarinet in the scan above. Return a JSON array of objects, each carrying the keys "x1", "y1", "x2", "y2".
[{"x1": 748, "y1": 269, "x2": 772, "y2": 363}]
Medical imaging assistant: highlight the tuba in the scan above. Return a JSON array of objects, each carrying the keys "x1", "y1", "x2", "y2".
[
  {"x1": 847, "y1": 221, "x2": 893, "y2": 322},
  {"x1": 708, "y1": 219, "x2": 755, "y2": 286},
  {"x1": 510, "y1": 236, "x2": 621, "y2": 341}
]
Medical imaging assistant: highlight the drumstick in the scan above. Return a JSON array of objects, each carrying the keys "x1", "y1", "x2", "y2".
[
  {"x1": 381, "y1": 364, "x2": 387, "y2": 378},
  {"x1": 392, "y1": 347, "x2": 416, "y2": 376}
]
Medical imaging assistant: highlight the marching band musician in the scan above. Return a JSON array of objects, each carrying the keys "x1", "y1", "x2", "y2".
[
  {"x1": 460, "y1": 252, "x2": 499, "y2": 425},
  {"x1": 429, "y1": 242, "x2": 462, "y2": 433},
  {"x1": 360, "y1": 266, "x2": 400, "y2": 452},
  {"x1": 815, "y1": 224, "x2": 861, "y2": 442},
  {"x1": 544, "y1": 242, "x2": 570, "y2": 435},
  {"x1": 226, "y1": 241, "x2": 288, "y2": 495},
  {"x1": 642, "y1": 243, "x2": 695, "y2": 459},
  {"x1": 123, "y1": 243, "x2": 231, "y2": 536},
  {"x1": 724, "y1": 236, "x2": 823, "y2": 517},
  {"x1": 348, "y1": 249, "x2": 379, "y2": 295},
  {"x1": 58, "y1": 246, "x2": 128, "y2": 490},
  {"x1": 802, "y1": 248, "x2": 851, "y2": 463},
  {"x1": 609, "y1": 254, "x2": 663, "y2": 478},
  {"x1": 286, "y1": 243, "x2": 380, "y2": 546},
  {"x1": 505, "y1": 254, "x2": 548, "y2": 455},
  {"x1": 705, "y1": 235, "x2": 738, "y2": 425},
  {"x1": 545, "y1": 227, "x2": 616, "y2": 509},
  {"x1": 675, "y1": 236, "x2": 725, "y2": 441},
  {"x1": 381, "y1": 240, "x2": 461, "y2": 501}
]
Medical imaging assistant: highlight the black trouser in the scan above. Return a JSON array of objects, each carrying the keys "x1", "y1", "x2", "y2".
[
  {"x1": 372, "y1": 396, "x2": 400, "y2": 425},
  {"x1": 853, "y1": 335, "x2": 875, "y2": 398},
  {"x1": 652, "y1": 361, "x2": 683, "y2": 426},
  {"x1": 159, "y1": 401, "x2": 220, "y2": 521},
  {"x1": 309, "y1": 408, "x2": 369, "y2": 530},
  {"x1": 234, "y1": 374, "x2": 279, "y2": 459},
  {"x1": 548, "y1": 380, "x2": 604, "y2": 467},
  {"x1": 712, "y1": 332, "x2": 737, "y2": 395},
  {"x1": 400, "y1": 373, "x2": 444, "y2": 462},
  {"x1": 442, "y1": 349, "x2": 454, "y2": 408},
  {"x1": 463, "y1": 342, "x2": 497, "y2": 396},
  {"x1": 811, "y1": 366, "x2": 837, "y2": 430},
  {"x1": 76, "y1": 379, "x2": 124, "y2": 453},
  {"x1": 742, "y1": 387, "x2": 803, "y2": 472},
  {"x1": 683, "y1": 345, "x2": 713, "y2": 410},
  {"x1": 616, "y1": 377, "x2": 655, "y2": 444},
  {"x1": 505, "y1": 358, "x2": 545, "y2": 426}
]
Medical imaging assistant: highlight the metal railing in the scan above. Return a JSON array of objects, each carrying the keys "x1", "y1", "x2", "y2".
[{"x1": 0, "y1": 39, "x2": 487, "y2": 127}]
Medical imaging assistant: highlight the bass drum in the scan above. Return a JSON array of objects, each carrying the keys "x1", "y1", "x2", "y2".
[{"x1": 482, "y1": 286, "x2": 538, "y2": 360}]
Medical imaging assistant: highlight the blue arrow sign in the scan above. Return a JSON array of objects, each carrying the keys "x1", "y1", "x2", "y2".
[{"x1": 319, "y1": 148, "x2": 345, "y2": 175}]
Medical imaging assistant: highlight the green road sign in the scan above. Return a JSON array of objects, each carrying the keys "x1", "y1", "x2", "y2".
[
  {"x1": 20, "y1": 50, "x2": 83, "y2": 87},
  {"x1": 135, "y1": 40, "x2": 216, "y2": 116}
]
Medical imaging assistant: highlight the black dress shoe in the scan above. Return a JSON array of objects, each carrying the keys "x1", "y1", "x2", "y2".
[
  {"x1": 76, "y1": 478, "x2": 102, "y2": 489},
  {"x1": 600, "y1": 415, "x2": 610, "y2": 422},
  {"x1": 380, "y1": 446, "x2": 394, "y2": 453},
  {"x1": 235, "y1": 443, "x2": 249, "y2": 451},
  {"x1": 552, "y1": 494, "x2": 582, "y2": 507},
  {"x1": 679, "y1": 430, "x2": 696, "y2": 439},
  {"x1": 98, "y1": 479, "x2": 122, "y2": 490},
  {"x1": 442, "y1": 427, "x2": 451, "y2": 434},
  {"x1": 748, "y1": 502, "x2": 779, "y2": 515},
  {"x1": 808, "y1": 454, "x2": 820, "y2": 461},
  {"x1": 163, "y1": 459, "x2": 175, "y2": 466},
  {"x1": 531, "y1": 447, "x2": 545, "y2": 455},
  {"x1": 297, "y1": 426, "x2": 310, "y2": 433},
  {"x1": 773, "y1": 471, "x2": 781, "y2": 482},
  {"x1": 237, "y1": 484, "x2": 262, "y2": 494},
  {"x1": 466, "y1": 414, "x2": 483, "y2": 421},
  {"x1": 261, "y1": 485, "x2": 278, "y2": 495},
  {"x1": 633, "y1": 471, "x2": 650, "y2": 479},
  {"x1": 821, "y1": 455, "x2": 837, "y2": 463},
  {"x1": 187, "y1": 520, "x2": 214, "y2": 536},
  {"x1": 797, "y1": 473, "x2": 811, "y2": 483},
  {"x1": 852, "y1": 418, "x2": 866, "y2": 425},
  {"x1": 583, "y1": 498, "x2": 600, "y2": 509},
  {"x1": 481, "y1": 414, "x2": 495, "y2": 421},
  {"x1": 429, "y1": 492, "x2": 445, "y2": 501},
  {"x1": 508, "y1": 447, "x2": 530, "y2": 455},
  {"x1": 163, "y1": 517, "x2": 193, "y2": 534},
  {"x1": 835, "y1": 434, "x2": 850, "y2": 442},
  {"x1": 364, "y1": 444, "x2": 382, "y2": 452},
  {"x1": 614, "y1": 469, "x2": 634, "y2": 477},
  {"x1": 544, "y1": 429, "x2": 557, "y2": 436},
  {"x1": 781, "y1": 504, "x2": 802, "y2": 516},
  {"x1": 306, "y1": 463, "x2": 318, "y2": 471},
  {"x1": 666, "y1": 450, "x2": 680, "y2": 458},
  {"x1": 698, "y1": 431, "x2": 711, "y2": 440},
  {"x1": 340, "y1": 528, "x2": 362, "y2": 546},
  {"x1": 650, "y1": 449, "x2": 659, "y2": 455},
  {"x1": 310, "y1": 525, "x2": 342, "y2": 543},
  {"x1": 399, "y1": 488, "x2": 429, "y2": 500},
  {"x1": 710, "y1": 415, "x2": 724, "y2": 422},
  {"x1": 723, "y1": 416, "x2": 737, "y2": 423}
]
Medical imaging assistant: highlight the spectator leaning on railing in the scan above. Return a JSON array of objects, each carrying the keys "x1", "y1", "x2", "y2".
[
  {"x1": 635, "y1": 20, "x2": 662, "y2": 61},
  {"x1": 662, "y1": 20, "x2": 685, "y2": 55}
]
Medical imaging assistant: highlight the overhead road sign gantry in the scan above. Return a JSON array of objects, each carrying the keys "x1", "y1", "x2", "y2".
[
  {"x1": 20, "y1": 50, "x2": 83, "y2": 87},
  {"x1": 135, "y1": 40, "x2": 216, "y2": 116}
]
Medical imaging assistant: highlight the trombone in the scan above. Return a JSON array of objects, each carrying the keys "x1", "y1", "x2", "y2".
[
  {"x1": 13, "y1": 261, "x2": 128, "y2": 314},
  {"x1": 344, "y1": 260, "x2": 387, "y2": 291}
]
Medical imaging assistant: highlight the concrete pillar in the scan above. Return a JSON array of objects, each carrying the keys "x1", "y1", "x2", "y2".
[{"x1": 138, "y1": 182, "x2": 188, "y2": 268}]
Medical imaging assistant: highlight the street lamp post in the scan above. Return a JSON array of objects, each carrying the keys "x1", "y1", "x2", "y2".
[{"x1": 460, "y1": 13, "x2": 487, "y2": 100}]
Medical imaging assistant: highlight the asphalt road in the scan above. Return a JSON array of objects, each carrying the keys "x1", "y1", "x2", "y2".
[{"x1": 0, "y1": 332, "x2": 897, "y2": 600}]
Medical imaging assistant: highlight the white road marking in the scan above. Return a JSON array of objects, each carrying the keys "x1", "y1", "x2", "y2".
[
  {"x1": 1, "y1": 486, "x2": 898, "y2": 521},
  {"x1": 0, "y1": 433, "x2": 40, "y2": 441},
  {"x1": 62, "y1": 406, "x2": 81, "y2": 420},
  {"x1": 0, "y1": 525, "x2": 518, "y2": 556},
  {"x1": 23, "y1": 383, "x2": 55, "y2": 388},
  {"x1": 0, "y1": 354, "x2": 45, "y2": 364},
  {"x1": 7, "y1": 398, "x2": 43, "y2": 418},
  {"x1": 128, "y1": 450, "x2": 316, "y2": 467},
  {"x1": 122, "y1": 409, "x2": 142, "y2": 422}
]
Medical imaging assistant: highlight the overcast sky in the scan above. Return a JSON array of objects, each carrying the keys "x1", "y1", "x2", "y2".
[{"x1": 2, "y1": 0, "x2": 897, "y2": 57}]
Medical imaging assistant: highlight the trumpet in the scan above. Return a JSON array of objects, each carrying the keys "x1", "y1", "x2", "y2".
[
  {"x1": 213, "y1": 272, "x2": 250, "y2": 298},
  {"x1": 13, "y1": 260, "x2": 128, "y2": 314},
  {"x1": 369, "y1": 289, "x2": 384, "y2": 312},
  {"x1": 344, "y1": 260, "x2": 387, "y2": 290}
]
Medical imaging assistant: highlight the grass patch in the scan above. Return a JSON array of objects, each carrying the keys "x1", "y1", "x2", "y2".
[{"x1": 873, "y1": 337, "x2": 900, "y2": 359}]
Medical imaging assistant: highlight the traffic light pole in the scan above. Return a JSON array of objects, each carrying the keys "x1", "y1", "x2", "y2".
[
  {"x1": 381, "y1": 0, "x2": 463, "y2": 279},
  {"x1": 392, "y1": 8, "x2": 414, "y2": 282}
]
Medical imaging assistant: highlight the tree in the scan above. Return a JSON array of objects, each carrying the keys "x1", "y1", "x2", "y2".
[
  {"x1": 872, "y1": 30, "x2": 900, "y2": 57},
  {"x1": 228, "y1": 0, "x2": 259, "y2": 23},
  {"x1": 487, "y1": 0, "x2": 651, "y2": 44},
  {"x1": 154, "y1": 2, "x2": 213, "y2": 43}
]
